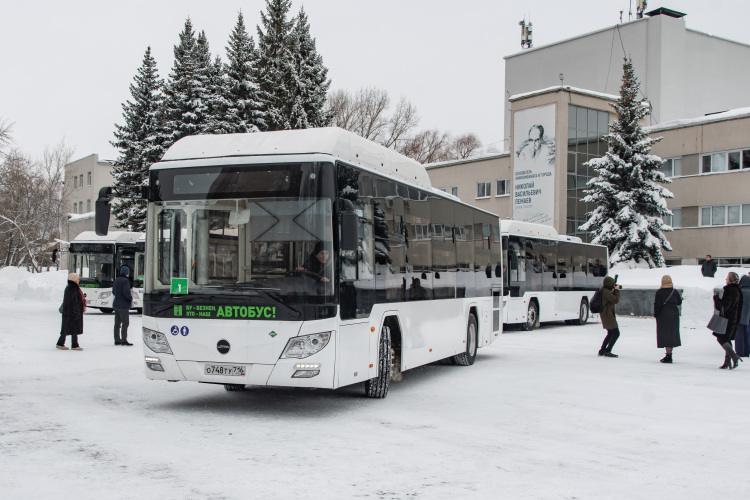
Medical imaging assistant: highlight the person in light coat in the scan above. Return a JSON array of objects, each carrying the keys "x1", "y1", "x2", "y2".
[
  {"x1": 654, "y1": 275, "x2": 681, "y2": 364},
  {"x1": 598, "y1": 276, "x2": 621, "y2": 358},
  {"x1": 735, "y1": 274, "x2": 750, "y2": 357}
]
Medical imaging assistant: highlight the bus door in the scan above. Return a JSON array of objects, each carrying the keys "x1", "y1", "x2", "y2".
[{"x1": 117, "y1": 247, "x2": 136, "y2": 287}]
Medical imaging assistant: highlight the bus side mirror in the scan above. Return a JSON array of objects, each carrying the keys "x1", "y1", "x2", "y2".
[{"x1": 95, "y1": 186, "x2": 113, "y2": 236}]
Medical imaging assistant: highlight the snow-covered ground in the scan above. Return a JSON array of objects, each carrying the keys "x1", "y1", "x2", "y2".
[{"x1": 2, "y1": 299, "x2": 749, "y2": 499}]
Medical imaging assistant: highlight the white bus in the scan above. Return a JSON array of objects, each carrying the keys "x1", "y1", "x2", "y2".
[
  {"x1": 501, "y1": 220, "x2": 608, "y2": 330},
  {"x1": 68, "y1": 231, "x2": 144, "y2": 313},
  {"x1": 95, "y1": 128, "x2": 503, "y2": 397}
]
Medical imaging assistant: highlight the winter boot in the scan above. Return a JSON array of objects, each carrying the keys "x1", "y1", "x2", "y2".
[
  {"x1": 720, "y1": 354, "x2": 731, "y2": 369},
  {"x1": 55, "y1": 345, "x2": 69, "y2": 350},
  {"x1": 722, "y1": 342, "x2": 741, "y2": 369},
  {"x1": 598, "y1": 348, "x2": 606, "y2": 356},
  {"x1": 660, "y1": 353, "x2": 672, "y2": 364},
  {"x1": 602, "y1": 351, "x2": 619, "y2": 358}
]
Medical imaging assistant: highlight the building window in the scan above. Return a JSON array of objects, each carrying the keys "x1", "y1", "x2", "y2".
[
  {"x1": 700, "y1": 204, "x2": 750, "y2": 226},
  {"x1": 79, "y1": 201, "x2": 84, "y2": 214},
  {"x1": 476, "y1": 182, "x2": 491, "y2": 199},
  {"x1": 567, "y1": 105, "x2": 610, "y2": 241},
  {"x1": 663, "y1": 208, "x2": 682, "y2": 228},
  {"x1": 74, "y1": 176, "x2": 78, "y2": 189},
  {"x1": 438, "y1": 187, "x2": 447, "y2": 192},
  {"x1": 79, "y1": 174, "x2": 84, "y2": 189},
  {"x1": 451, "y1": 186, "x2": 458, "y2": 197},
  {"x1": 659, "y1": 157, "x2": 682, "y2": 178},
  {"x1": 496, "y1": 179, "x2": 509, "y2": 196},
  {"x1": 87, "y1": 199, "x2": 91, "y2": 212},
  {"x1": 87, "y1": 172, "x2": 92, "y2": 186},
  {"x1": 701, "y1": 149, "x2": 750, "y2": 173}
]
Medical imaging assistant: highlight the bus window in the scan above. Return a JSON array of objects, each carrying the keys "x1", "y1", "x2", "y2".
[
  {"x1": 404, "y1": 187, "x2": 432, "y2": 301},
  {"x1": 507, "y1": 236, "x2": 525, "y2": 297},
  {"x1": 502, "y1": 236, "x2": 509, "y2": 295},
  {"x1": 572, "y1": 247, "x2": 587, "y2": 290},
  {"x1": 455, "y1": 204, "x2": 475, "y2": 298},
  {"x1": 431, "y1": 197, "x2": 456, "y2": 299},
  {"x1": 157, "y1": 209, "x2": 187, "y2": 285},
  {"x1": 557, "y1": 241, "x2": 573, "y2": 291},
  {"x1": 587, "y1": 246, "x2": 608, "y2": 288},
  {"x1": 540, "y1": 239, "x2": 557, "y2": 292},
  {"x1": 525, "y1": 238, "x2": 542, "y2": 292},
  {"x1": 191, "y1": 209, "x2": 239, "y2": 285}
]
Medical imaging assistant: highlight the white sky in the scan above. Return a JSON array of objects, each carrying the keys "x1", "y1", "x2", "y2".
[{"x1": 1, "y1": 0, "x2": 749, "y2": 162}]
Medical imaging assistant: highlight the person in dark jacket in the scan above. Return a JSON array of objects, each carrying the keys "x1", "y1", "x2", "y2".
[
  {"x1": 713, "y1": 272, "x2": 743, "y2": 369},
  {"x1": 737, "y1": 274, "x2": 750, "y2": 357},
  {"x1": 57, "y1": 273, "x2": 84, "y2": 350},
  {"x1": 113, "y1": 266, "x2": 133, "y2": 346},
  {"x1": 298, "y1": 242, "x2": 332, "y2": 282},
  {"x1": 701, "y1": 255, "x2": 717, "y2": 278},
  {"x1": 598, "y1": 276, "x2": 621, "y2": 358},
  {"x1": 654, "y1": 275, "x2": 681, "y2": 363}
]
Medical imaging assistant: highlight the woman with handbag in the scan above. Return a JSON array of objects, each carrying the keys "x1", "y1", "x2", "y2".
[
  {"x1": 735, "y1": 274, "x2": 750, "y2": 357},
  {"x1": 713, "y1": 272, "x2": 743, "y2": 369},
  {"x1": 57, "y1": 272, "x2": 85, "y2": 350},
  {"x1": 654, "y1": 275, "x2": 681, "y2": 363}
]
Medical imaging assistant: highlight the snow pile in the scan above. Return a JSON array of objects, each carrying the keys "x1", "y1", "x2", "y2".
[
  {"x1": 0, "y1": 267, "x2": 68, "y2": 303},
  {"x1": 612, "y1": 264, "x2": 746, "y2": 328}
]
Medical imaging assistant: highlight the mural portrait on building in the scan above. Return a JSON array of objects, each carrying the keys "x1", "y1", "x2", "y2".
[{"x1": 513, "y1": 104, "x2": 556, "y2": 226}]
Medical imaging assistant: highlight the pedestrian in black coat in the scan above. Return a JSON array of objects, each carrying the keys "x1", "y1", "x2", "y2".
[
  {"x1": 713, "y1": 272, "x2": 743, "y2": 369},
  {"x1": 654, "y1": 275, "x2": 681, "y2": 363},
  {"x1": 113, "y1": 266, "x2": 133, "y2": 346},
  {"x1": 701, "y1": 255, "x2": 717, "y2": 277},
  {"x1": 57, "y1": 273, "x2": 84, "y2": 351},
  {"x1": 735, "y1": 274, "x2": 750, "y2": 357}
]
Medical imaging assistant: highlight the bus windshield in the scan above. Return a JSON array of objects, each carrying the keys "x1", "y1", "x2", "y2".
[
  {"x1": 150, "y1": 162, "x2": 336, "y2": 305},
  {"x1": 70, "y1": 252, "x2": 115, "y2": 283}
]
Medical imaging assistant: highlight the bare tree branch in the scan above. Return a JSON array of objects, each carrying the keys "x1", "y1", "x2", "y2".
[{"x1": 447, "y1": 132, "x2": 483, "y2": 160}]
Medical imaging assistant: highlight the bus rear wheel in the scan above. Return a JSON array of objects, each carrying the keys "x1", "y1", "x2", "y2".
[
  {"x1": 100, "y1": 308, "x2": 114, "y2": 314},
  {"x1": 520, "y1": 302, "x2": 538, "y2": 331},
  {"x1": 365, "y1": 325, "x2": 392, "y2": 398},
  {"x1": 573, "y1": 300, "x2": 589, "y2": 325},
  {"x1": 224, "y1": 384, "x2": 245, "y2": 391},
  {"x1": 453, "y1": 314, "x2": 478, "y2": 366}
]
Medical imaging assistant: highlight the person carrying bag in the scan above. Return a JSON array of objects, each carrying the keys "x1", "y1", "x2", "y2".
[
  {"x1": 710, "y1": 272, "x2": 743, "y2": 369},
  {"x1": 654, "y1": 275, "x2": 682, "y2": 364}
]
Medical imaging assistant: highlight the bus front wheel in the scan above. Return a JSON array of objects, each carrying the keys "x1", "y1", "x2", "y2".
[
  {"x1": 453, "y1": 314, "x2": 478, "y2": 366},
  {"x1": 520, "y1": 302, "x2": 538, "y2": 331},
  {"x1": 365, "y1": 325, "x2": 392, "y2": 398}
]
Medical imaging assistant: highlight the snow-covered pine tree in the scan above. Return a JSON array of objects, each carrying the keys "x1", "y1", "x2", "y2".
[
  {"x1": 110, "y1": 47, "x2": 164, "y2": 231},
  {"x1": 160, "y1": 19, "x2": 208, "y2": 149},
  {"x1": 292, "y1": 6, "x2": 332, "y2": 128},
  {"x1": 204, "y1": 54, "x2": 235, "y2": 135},
  {"x1": 256, "y1": 0, "x2": 298, "y2": 131},
  {"x1": 579, "y1": 57, "x2": 674, "y2": 268},
  {"x1": 223, "y1": 12, "x2": 266, "y2": 133}
]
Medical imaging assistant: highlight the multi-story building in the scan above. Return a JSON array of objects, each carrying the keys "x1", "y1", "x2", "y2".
[{"x1": 427, "y1": 8, "x2": 750, "y2": 266}]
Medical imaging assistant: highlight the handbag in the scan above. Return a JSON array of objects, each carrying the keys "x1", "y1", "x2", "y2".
[
  {"x1": 59, "y1": 303, "x2": 64, "y2": 314},
  {"x1": 707, "y1": 307, "x2": 728, "y2": 335}
]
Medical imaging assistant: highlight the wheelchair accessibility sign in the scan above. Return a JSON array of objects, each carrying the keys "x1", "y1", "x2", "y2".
[{"x1": 170, "y1": 325, "x2": 189, "y2": 336}]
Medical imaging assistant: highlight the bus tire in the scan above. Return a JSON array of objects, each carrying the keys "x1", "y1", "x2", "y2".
[
  {"x1": 224, "y1": 384, "x2": 245, "y2": 391},
  {"x1": 365, "y1": 325, "x2": 392, "y2": 399},
  {"x1": 135, "y1": 308, "x2": 143, "y2": 315},
  {"x1": 100, "y1": 308, "x2": 114, "y2": 314},
  {"x1": 453, "y1": 314, "x2": 478, "y2": 366},
  {"x1": 520, "y1": 302, "x2": 538, "y2": 331},
  {"x1": 573, "y1": 299, "x2": 589, "y2": 325}
]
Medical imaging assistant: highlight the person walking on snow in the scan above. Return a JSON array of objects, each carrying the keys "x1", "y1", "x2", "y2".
[
  {"x1": 713, "y1": 272, "x2": 743, "y2": 369},
  {"x1": 57, "y1": 273, "x2": 85, "y2": 351},
  {"x1": 737, "y1": 273, "x2": 750, "y2": 358},
  {"x1": 113, "y1": 266, "x2": 133, "y2": 346},
  {"x1": 654, "y1": 275, "x2": 681, "y2": 363},
  {"x1": 702, "y1": 255, "x2": 717, "y2": 278},
  {"x1": 598, "y1": 276, "x2": 621, "y2": 358}
]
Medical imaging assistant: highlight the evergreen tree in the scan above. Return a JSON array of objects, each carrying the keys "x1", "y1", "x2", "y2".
[
  {"x1": 160, "y1": 19, "x2": 209, "y2": 149},
  {"x1": 292, "y1": 6, "x2": 332, "y2": 127},
  {"x1": 256, "y1": 0, "x2": 298, "y2": 131},
  {"x1": 223, "y1": 12, "x2": 266, "y2": 133},
  {"x1": 110, "y1": 47, "x2": 164, "y2": 231},
  {"x1": 579, "y1": 58, "x2": 673, "y2": 268}
]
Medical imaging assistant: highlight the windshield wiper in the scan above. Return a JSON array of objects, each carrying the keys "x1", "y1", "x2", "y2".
[{"x1": 216, "y1": 283, "x2": 301, "y2": 318}]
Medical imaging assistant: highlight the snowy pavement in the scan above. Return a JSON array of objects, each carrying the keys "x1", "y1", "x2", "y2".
[{"x1": 1, "y1": 300, "x2": 749, "y2": 499}]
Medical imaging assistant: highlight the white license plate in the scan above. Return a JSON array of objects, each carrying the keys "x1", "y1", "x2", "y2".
[{"x1": 204, "y1": 365, "x2": 246, "y2": 376}]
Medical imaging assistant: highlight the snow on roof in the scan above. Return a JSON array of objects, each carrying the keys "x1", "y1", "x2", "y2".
[
  {"x1": 68, "y1": 211, "x2": 95, "y2": 222},
  {"x1": 157, "y1": 127, "x2": 432, "y2": 190},
  {"x1": 425, "y1": 152, "x2": 510, "y2": 170},
  {"x1": 72, "y1": 231, "x2": 143, "y2": 244},
  {"x1": 645, "y1": 107, "x2": 750, "y2": 133},
  {"x1": 509, "y1": 86, "x2": 620, "y2": 102}
]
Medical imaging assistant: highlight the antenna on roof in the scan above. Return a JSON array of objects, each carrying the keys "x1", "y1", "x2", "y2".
[
  {"x1": 636, "y1": 0, "x2": 647, "y2": 19},
  {"x1": 519, "y1": 16, "x2": 533, "y2": 49}
]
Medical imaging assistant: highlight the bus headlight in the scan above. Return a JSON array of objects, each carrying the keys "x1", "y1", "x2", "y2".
[
  {"x1": 99, "y1": 292, "x2": 111, "y2": 299},
  {"x1": 280, "y1": 332, "x2": 331, "y2": 359},
  {"x1": 142, "y1": 327, "x2": 173, "y2": 354}
]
